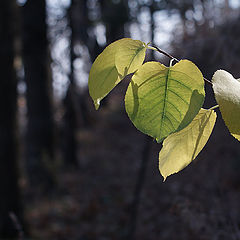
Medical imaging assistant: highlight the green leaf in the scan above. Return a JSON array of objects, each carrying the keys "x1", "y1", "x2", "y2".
[
  {"x1": 212, "y1": 70, "x2": 240, "y2": 141},
  {"x1": 88, "y1": 38, "x2": 146, "y2": 110},
  {"x1": 115, "y1": 40, "x2": 147, "y2": 78},
  {"x1": 159, "y1": 108, "x2": 217, "y2": 181},
  {"x1": 125, "y1": 60, "x2": 205, "y2": 142}
]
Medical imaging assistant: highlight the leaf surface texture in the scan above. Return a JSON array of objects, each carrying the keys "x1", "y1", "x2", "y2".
[{"x1": 125, "y1": 60, "x2": 205, "y2": 142}]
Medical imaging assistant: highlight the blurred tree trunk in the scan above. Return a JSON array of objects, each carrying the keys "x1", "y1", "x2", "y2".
[
  {"x1": 61, "y1": 0, "x2": 81, "y2": 167},
  {"x1": 0, "y1": 0, "x2": 25, "y2": 237},
  {"x1": 97, "y1": 0, "x2": 128, "y2": 107},
  {"x1": 22, "y1": 0, "x2": 55, "y2": 188},
  {"x1": 62, "y1": 0, "x2": 100, "y2": 166},
  {"x1": 100, "y1": 0, "x2": 128, "y2": 44}
]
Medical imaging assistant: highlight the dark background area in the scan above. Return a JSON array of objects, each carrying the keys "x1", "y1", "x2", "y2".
[{"x1": 1, "y1": 0, "x2": 240, "y2": 239}]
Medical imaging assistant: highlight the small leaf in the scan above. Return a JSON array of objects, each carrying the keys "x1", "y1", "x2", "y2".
[
  {"x1": 125, "y1": 60, "x2": 205, "y2": 142},
  {"x1": 88, "y1": 38, "x2": 131, "y2": 110},
  {"x1": 212, "y1": 70, "x2": 240, "y2": 141},
  {"x1": 88, "y1": 38, "x2": 146, "y2": 110},
  {"x1": 115, "y1": 40, "x2": 146, "y2": 78},
  {"x1": 159, "y1": 108, "x2": 217, "y2": 181}
]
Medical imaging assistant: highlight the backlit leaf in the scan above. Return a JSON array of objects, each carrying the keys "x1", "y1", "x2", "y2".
[
  {"x1": 212, "y1": 70, "x2": 240, "y2": 141},
  {"x1": 159, "y1": 108, "x2": 217, "y2": 180},
  {"x1": 125, "y1": 60, "x2": 205, "y2": 142},
  {"x1": 115, "y1": 40, "x2": 146, "y2": 78},
  {"x1": 88, "y1": 38, "x2": 131, "y2": 110},
  {"x1": 88, "y1": 38, "x2": 146, "y2": 110}
]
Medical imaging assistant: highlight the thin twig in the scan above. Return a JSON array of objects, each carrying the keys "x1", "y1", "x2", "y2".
[
  {"x1": 150, "y1": 45, "x2": 179, "y2": 62},
  {"x1": 203, "y1": 77, "x2": 213, "y2": 85},
  {"x1": 209, "y1": 104, "x2": 219, "y2": 110},
  {"x1": 150, "y1": 45, "x2": 213, "y2": 86}
]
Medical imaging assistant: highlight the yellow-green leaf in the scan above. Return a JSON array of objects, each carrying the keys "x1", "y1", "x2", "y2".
[
  {"x1": 115, "y1": 40, "x2": 146, "y2": 78},
  {"x1": 88, "y1": 38, "x2": 131, "y2": 110},
  {"x1": 159, "y1": 108, "x2": 217, "y2": 181},
  {"x1": 88, "y1": 38, "x2": 146, "y2": 110},
  {"x1": 125, "y1": 60, "x2": 205, "y2": 142},
  {"x1": 212, "y1": 70, "x2": 240, "y2": 141}
]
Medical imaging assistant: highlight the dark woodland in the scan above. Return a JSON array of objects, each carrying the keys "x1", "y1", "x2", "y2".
[{"x1": 0, "y1": 0, "x2": 240, "y2": 239}]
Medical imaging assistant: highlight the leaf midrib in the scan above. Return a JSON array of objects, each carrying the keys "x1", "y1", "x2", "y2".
[{"x1": 159, "y1": 68, "x2": 170, "y2": 140}]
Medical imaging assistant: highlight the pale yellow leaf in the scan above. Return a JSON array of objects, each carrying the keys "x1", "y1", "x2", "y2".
[
  {"x1": 88, "y1": 38, "x2": 131, "y2": 110},
  {"x1": 115, "y1": 40, "x2": 146, "y2": 77},
  {"x1": 159, "y1": 108, "x2": 217, "y2": 180},
  {"x1": 212, "y1": 70, "x2": 240, "y2": 141}
]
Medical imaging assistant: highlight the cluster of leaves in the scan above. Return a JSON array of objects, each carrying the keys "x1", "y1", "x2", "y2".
[{"x1": 88, "y1": 38, "x2": 240, "y2": 180}]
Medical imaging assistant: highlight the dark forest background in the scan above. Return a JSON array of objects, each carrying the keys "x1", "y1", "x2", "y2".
[{"x1": 1, "y1": 0, "x2": 240, "y2": 239}]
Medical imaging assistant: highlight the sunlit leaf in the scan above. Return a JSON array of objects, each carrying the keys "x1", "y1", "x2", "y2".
[
  {"x1": 159, "y1": 108, "x2": 217, "y2": 181},
  {"x1": 88, "y1": 38, "x2": 147, "y2": 110},
  {"x1": 115, "y1": 40, "x2": 146, "y2": 78},
  {"x1": 88, "y1": 38, "x2": 131, "y2": 110},
  {"x1": 125, "y1": 60, "x2": 205, "y2": 142},
  {"x1": 212, "y1": 70, "x2": 240, "y2": 141}
]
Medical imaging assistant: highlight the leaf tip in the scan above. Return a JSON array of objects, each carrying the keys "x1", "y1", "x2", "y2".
[
  {"x1": 159, "y1": 165, "x2": 168, "y2": 182},
  {"x1": 94, "y1": 99, "x2": 101, "y2": 110},
  {"x1": 162, "y1": 176, "x2": 167, "y2": 182}
]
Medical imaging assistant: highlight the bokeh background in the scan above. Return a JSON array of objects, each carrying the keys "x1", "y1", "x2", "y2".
[{"x1": 1, "y1": 0, "x2": 240, "y2": 239}]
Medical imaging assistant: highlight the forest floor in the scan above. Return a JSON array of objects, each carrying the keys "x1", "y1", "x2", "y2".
[{"x1": 23, "y1": 86, "x2": 240, "y2": 240}]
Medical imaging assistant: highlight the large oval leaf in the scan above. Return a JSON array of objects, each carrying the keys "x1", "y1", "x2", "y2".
[
  {"x1": 125, "y1": 60, "x2": 205, "y2": 142},
  {"x1": 159, "y1": 108, "x2": 217, "y2": 181},
  {"x1": 115, "y1": 40, "x2": 146, "y2": 78},
  {"x1": 88, "y1": 38, "x2": 146, "y2": 110},
  {"x1": 212, "y1": 70, "x2": 240, "y2": 141}
]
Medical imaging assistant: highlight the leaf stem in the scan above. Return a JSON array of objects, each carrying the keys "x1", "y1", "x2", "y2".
[
  {"x1": 148, "y1": 45, "x2": 178, "y2": 63},
  {"x1": 148, "y1": 45, "x2": 213, "y2": 86},
  {"x1": 209, "y1": 105, "x2": 219, "y2": 110}
]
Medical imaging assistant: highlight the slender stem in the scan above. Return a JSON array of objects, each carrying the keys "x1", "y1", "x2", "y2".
[
  {"x1": 148, "y1": 45, "x2": 213, "y2": 86},
  {"x1": 209, "y1": 105, "x2": 219, "y2": 110},
  {"x1": 203, "y1": 77, "x2": 213, "y2": 85},
  {"x1": 148, "y1": 45, "x2": 178, "y2": 62}
]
